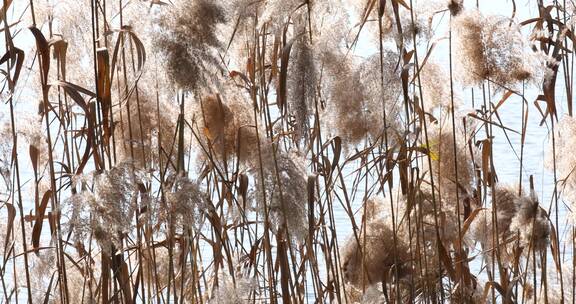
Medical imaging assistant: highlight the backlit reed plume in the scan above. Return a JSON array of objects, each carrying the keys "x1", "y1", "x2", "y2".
[
  {"x1": 67, "y1": 161, "x2": 141, "y2": 250},
  {"x1": 287, "y1": 34, "x2": 317, "y2": 143},
  {"x1": 28, "y1": 250, "x2": 99, "y2": 304},
  {"x1": 341, "y1": 188, "x2": 461, "y2": 301},
  {"x1": 308, "y1": 1, "x2": 350, "y2": 54},
  {"x1": 252, "y1": 150, "x2": 309, "y2": 243},
  {"x1": 340, "y1": 195, "x2": 411, "y2": 288},
  {"x1": 209, "y1": 274, "x2": 256, "y2": 303},
  {"x1": 420, "y1": 61, "x2": 460, "y2": 111},
  {"x1": 453, "y1": 10, "x2": 542, "y2": 87},
  {"x1": 525, "y1": 264, "x2": 574, "y2": 304},
  {"x1": 260, "y1": 0, "x2": 307, "y2": 32},
  {"x1": 114, "y1": 89, "x2": 179, "y2": 170},
  {"x1": 425, "y1": 117, "x2": 475, "y2": 206},
  {"x1": 469, "y1": 184, "x2": 550, "y2": 263},
  {"x1": 139, "y1": 245, "x2": 171, "y2": 292},
  {"x1": 350, "y1": 0, "x2": 394, "y2": 44},
  {"x1": 7, "y1": 113, "x2": 50, "y2": 172},
  {"x1": 194, "y1": 94, "x2": 262, "y2": 166},
  {"x1": 360, "y1": 285, "x2": 386, "y2": 304},
  {"x1": 351, "y1": 1, "x2": 433, "y2": 47},
  {"x1": 469, "y1": 184, "x2": 520, "y2": 263},
  {"x1": 164, "y1": 176, "x2": 208, "y2": 230},
  {"x1": 396, "y1": 6, "x2": 432, "y2": 44},
  {"x1": 138, "y1": 244, "x2": 201, "y2": 302},
  {"x1": 546, "y1": 114, "x2": 576, "y2": 221},
  {"x1": 30, "y1": 0, "x2": 96, "y2": 86},
  {"x1": 324, "y1": 51, "x2": 402, "y2": 147},
  {"x1": 509, "y1": 189, "x2": 550, "y2": 252},
  {"x1": 155, "y1": 0, "x2": 227, "y2": 92}
]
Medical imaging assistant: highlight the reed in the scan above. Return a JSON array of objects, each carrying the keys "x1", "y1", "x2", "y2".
[{"x1": 0, "y1": 0, "x2": 574, "y2": 303}]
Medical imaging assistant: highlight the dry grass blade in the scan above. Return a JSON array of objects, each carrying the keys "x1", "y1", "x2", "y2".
[{"x1": 31, "y1": 190, "x2": 52, "y2": 254}]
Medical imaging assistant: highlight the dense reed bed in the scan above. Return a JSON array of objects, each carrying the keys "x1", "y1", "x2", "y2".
[{"x1": 0, "y1": 0, "x2": 575, "y2": 303}]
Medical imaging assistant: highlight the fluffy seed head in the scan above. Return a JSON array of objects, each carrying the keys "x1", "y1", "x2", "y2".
[
  {"x1": 324, "y1": 51, "x2": 403, "y2": 148},
  {"x1": 195, "y1": 94, "x2": 261, "y2": 166},
  {"x1": 425, "y1": 119, "x2": 475, "y2": 205},
  {"x1": 509, "y1": 191, "x2": 550, "y2": 252},
  {"x1": 287, "y1": 36, "x2": 317, "y2": 143},
  {"x1": 340, "y1": 195, "x2": 411, "y2": 287},
  {"x1": 113, "y1": 90, "x2": 179, "y2": 170},
  {"x1": 252, "y1": 150, "x2": 309, "y2": 243},
  {"x1": 155, "y1": 0, "x2": 227, "y2": 91},
  {"x1": 453, "y1": 10, "x2": 543, "y2": 87},
  {"x1": 546, "y1": 114, "x2": 576, "y2": 222}
]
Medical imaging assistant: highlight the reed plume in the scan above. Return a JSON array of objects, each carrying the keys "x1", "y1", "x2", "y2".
[
  {"x1": 323, "y1": 50, "x2": 403, "y2": 147},
  {"x1": 425, "y1": 117, "x2": 475, "y2": 206},
  {"x1": 194, "y1": 93, "x2": 262, "y2": 166},
  {"x1": 114, "y1": 89, "x2": 180, "y2": 170},
  {"x1": 340, "y1": 197, "x2": 411, "y2": 287},
  {"x1": 252, "y1": 150, "x2": 309, "y2": 243},
  {"x1": 420, "y1": 61, "x2": 460, "y2": 112},
  {"x1": 287, "y1": 35, "x2": 317, "y2": 143},
  {"x1": 155, "y1": 0, "x2": 227, "y2": 92},
  {"x1": 3, "y1": 1, "x2": 573, "y2": 303},
  {"x1": 546, "y1": 115, "x2": 576, "y2": 219},
  {"x1": 453, "y1": 10, "x2": 543, "y2": 87},
  {"x1": 469, "y1": 184, "x2": 550, "y2": 264}
]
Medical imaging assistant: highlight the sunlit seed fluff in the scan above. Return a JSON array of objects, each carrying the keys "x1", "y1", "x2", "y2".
[
  {"x1": 308, "y1": 0, "x2": 350, "y2": 46},
  {"x1": 195, "y1": 94, "x2": 261, "y2": 166},
  {"x1": 114, "y1": 89, "x2": 179, "y2": 170},
  {"x1": 140, "y1": 246, "x2": 171, "y2": 290},
  {"x1": 358, "y1": 52, "x2": 404, "y2": 141},
  {"x1": 340, "y1": 217, "x2": 411, "y2": 288},
  {"x1": 251, "y1": 150, "x2": 309, "y2": 243},
  {"x1": 28, "y1": 251, "x2": 99, "y2": 304},
  {"x1": 165, "y1": 176, "x2": 208, "y2": 229},
  {"x1": 469, "y1": 184, "x2": 549, "y2": 261},
  {"x1": 321, "y1": 52, "x2": 367, "y2": 146},
  {"x1": 324, "y1": 51, "x2": 403, "y2": 148},
  {"x1": 425, "y1": 119, "x2": 475, "y2": 206},
  {"x1": 509, "y1": 190, "x2": 550, "y2": 252},
  {"x1": 287, "y1": 34, "x2": 317, "y2": 143},
  {"x1": 546, "y1": 114, "x2": 576, "y2": 220},
  {"x1": 420, "y1": 61, "x2": 460, "y2": 111},
  {"x1": 14, "y1": 113, "x2": 50, "y2": 170},
  {"x1": 525, "y1": 263, "x2": 574, "y2": 304},
  {"x1": 468, "y1": 184, "x2": 518, "y2": 255},
  {"x1": 350, "y1": 0, "x2": 394, "y2": 43},
  {"x1": 360, "y1": 285, "x2": 386, "y2": 303},
  {"x1": 209, "y1": 274, "x2": 256, "y2": 304},
  {"x1": 453, "y1": 10, "x2": 542, "y2": 87},
  {"x1": 362, "y1": 196, "x2": 386, "y2": 222},
  {"x1": 62, "y1": 191, "x2": 95, "y2": 244},
  {"x1": 29, "y1": 0, "x2": 97, "y2": 87},
  {"x1": 155, "y1": 0, "x2": 227, "y2": 91},
  {"x1": 340, "y1": 195, "x2": 411, "y2": 288},
  {"x1": 91, "y1": 161, "x2": 142, "y2": 250},
  {"x1": 259, "y1": 0, "x2": 305, "y2": 32},
  {"x1": 396, "y1": 7, "x2": 433, "y2": 44},
  {"x1": 139, "y1": 244, "x2": 208, "y2": 302}
]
